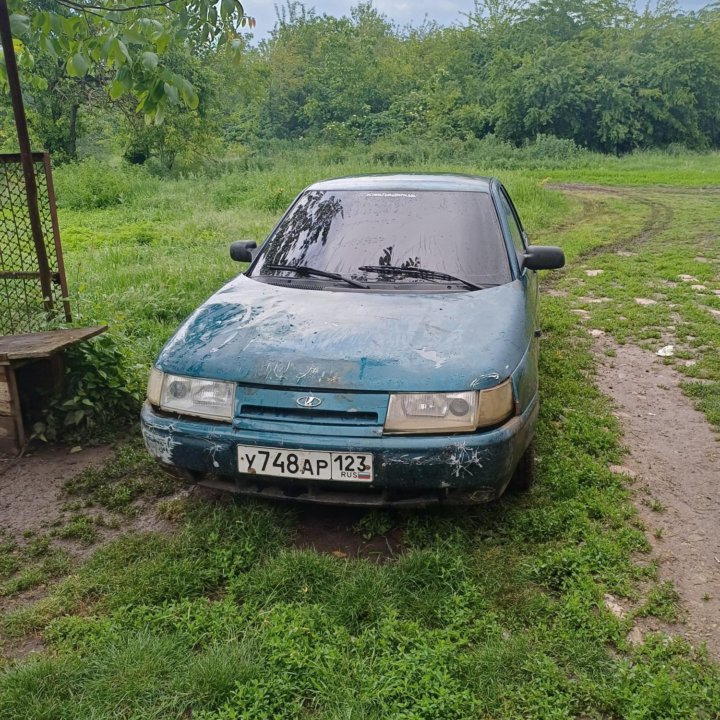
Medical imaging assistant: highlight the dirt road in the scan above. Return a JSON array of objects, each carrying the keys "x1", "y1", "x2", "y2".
[{"x1": 549, "y1": 183, "x2": 720, "y2": 656}]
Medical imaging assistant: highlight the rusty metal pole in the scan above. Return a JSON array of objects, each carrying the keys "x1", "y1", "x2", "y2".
[{"x1": 0, "y1": 0, "x2": 54, "y2": 313}]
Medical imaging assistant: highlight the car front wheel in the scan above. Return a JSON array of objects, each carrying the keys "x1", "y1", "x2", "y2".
[{"x1": 508, "y1": 442, "x2": 535, "y2": 492}]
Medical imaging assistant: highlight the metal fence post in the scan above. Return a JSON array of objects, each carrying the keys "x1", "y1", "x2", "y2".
[{"x1": 0, "y1": 0, "x2": 55, "y2": 315}]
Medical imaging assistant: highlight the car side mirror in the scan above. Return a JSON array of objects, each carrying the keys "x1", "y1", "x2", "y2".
[
  {"x1": 230, "y1": 240, "x2": 257, "y2": 263},
  {"x1": 522, "y1": 246, "x2": 565, "y2": 271}
]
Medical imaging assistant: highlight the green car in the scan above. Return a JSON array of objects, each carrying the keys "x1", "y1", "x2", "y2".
[{"x1": 141, "y1": 174, "x2": 564, "y2": 506}]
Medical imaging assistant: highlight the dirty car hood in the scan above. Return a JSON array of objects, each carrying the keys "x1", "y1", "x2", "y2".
[{"x1": 156, "y1": 275, "x2": 531, "y2": 392}]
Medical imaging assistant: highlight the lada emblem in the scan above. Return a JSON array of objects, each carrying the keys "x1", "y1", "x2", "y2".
[{"x1": 296, "y1": 395, "x2": 322, "y2": 408}]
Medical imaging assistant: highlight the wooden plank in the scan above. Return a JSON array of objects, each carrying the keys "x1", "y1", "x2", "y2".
[
  {"x1": 0, "y1": 365, "x2": 20, "y2": 452},
  {"x1": 0, "y1": 152, "x2": 46, "y2": 163},
  {"x1": 0, "y1": 325, "x2": 107, "y2": 361},
  {"x1": 0, "y1": 414, "x2": 18, "y2": 453},
  {"x1": 4, "y1": 365, "x2": 24, "y2": 450},
  {"x1": 0, "y1": 368, "x2": 11, "y2": 415}
]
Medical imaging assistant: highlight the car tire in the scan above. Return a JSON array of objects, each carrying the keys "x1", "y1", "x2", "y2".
[{"x1": 508, "y1": 442, "x2": 535, "y2": 493}]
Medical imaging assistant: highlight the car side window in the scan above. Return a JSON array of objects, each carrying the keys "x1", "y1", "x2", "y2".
[{"x1": 497, "y1": 188, "x2": 526, "y2": 258}]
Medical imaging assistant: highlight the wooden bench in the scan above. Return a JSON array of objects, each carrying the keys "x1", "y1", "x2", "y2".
[{"x1": 0, "y1": 326, "x2": 107, "y2": 453}]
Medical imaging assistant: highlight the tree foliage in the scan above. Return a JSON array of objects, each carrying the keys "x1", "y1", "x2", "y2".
[
  {"x1": 2, "y1": 0, "x2": 253, "y2": 121},
  {"x1": 242, "y1": 0, "x2": 720, "y2": 153},
  {"x1": 3, "y1": 0, "x2": 720, "y2": 161}
]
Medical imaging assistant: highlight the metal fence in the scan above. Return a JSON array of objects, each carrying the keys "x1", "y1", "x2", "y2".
[{"x1": 0, "y1": 152, "x2": 71, "y2": 335}]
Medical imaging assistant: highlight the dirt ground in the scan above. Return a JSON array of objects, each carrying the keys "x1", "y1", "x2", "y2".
[
  {"x1": 549, "y1": 182, "x2": 720, "y2": 657},
  {"x1": 0, "y1": 444, "x2": 113, "y2": 540},
  {"x1": 595, "y1": 337, "x2": 720, "y2": 655},
  {"x1": 0, "y1": 443, "x2": 403, "y2": 574},
  {"x1": 0, "y1": 442, "x2": 180, "y2": 560}
]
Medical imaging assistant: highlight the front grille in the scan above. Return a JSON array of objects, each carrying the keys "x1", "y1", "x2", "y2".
[
  {"x1": 240, "y1": 404, "x2": 378, "y2": 425},
  {"x1": 234, "y1": 387, "x2": 388, "y2": 437}
]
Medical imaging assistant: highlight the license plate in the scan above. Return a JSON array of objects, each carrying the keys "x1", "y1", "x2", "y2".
[{"x1": 237, "y1": 445, "x2": 374, "y2": 482}]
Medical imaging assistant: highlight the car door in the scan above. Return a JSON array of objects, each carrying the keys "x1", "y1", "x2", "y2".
[
  {"x1": 497, "y1": 184, "x2": 538, "y2": 306},
  {"x1": 495, "y1": 185, "x2": 540, "y2": 402}
]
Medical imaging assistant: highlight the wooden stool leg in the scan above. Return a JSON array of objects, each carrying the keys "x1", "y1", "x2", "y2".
[{"x1": 0, "y1": 364, "x2": 24, "y2": 454}]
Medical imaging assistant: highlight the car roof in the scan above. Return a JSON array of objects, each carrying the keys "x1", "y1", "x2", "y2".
[{"x1": 307, "y1": 173, "x2": 495, "y2": 193}]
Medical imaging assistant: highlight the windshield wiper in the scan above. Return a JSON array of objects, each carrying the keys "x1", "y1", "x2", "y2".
[
  {"x1": 358, "y1": 265, "x2": 482, "y2": 291},
  {"x1": 262, "y1": 264, "x2": 368, "y2": 289}
]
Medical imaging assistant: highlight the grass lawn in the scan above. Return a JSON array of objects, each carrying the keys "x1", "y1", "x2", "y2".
[{"x1": 1, "y1": 150, "x2": 719, "y2": 718}]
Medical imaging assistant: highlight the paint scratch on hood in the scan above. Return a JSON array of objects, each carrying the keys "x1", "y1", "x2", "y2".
[
  {"x1": 416, "y1": 347, "x2": 447, "y2": 368},
  {"x1": 156, "y1": 274, "x2": 530, "y2": 392},
  {"x1": 470, "y1": 373, "x2": 501, "y2": 388}
]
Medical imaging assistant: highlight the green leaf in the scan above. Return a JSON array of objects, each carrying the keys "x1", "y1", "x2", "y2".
[
  {"x1": 61, "y1": 16, "x2": 82, "y2": 36},
  {"x1": 150, "y1": 79, "x2": 164, "y2": 102},
  {"x1": 49, "y1": 14, "x2": 64, "y2": 35},
  {"x1": 67, "y1": 52, "x2": 89, "y2": 78},
  {"x1": 122, "y1": 25, "x2": 146, "y2": 44},
  {"x1": 40, "y1": 34, "x2": 59, "y2": 60},
  {"x1": 64, "y1": 409, "x2": 86, "y2": 427},
  {"x1": 141, "y1": 51, "x2": 159, "y2": 70},
  {"x1": 87, "y1": 38, "x2": 105, "y2": 63},
  {"x1": 137, "y1": 18, "x2": 165, "y2": 42},
  {"x1": 109, "y1": 38, "x2": 131, "y2": 66},
  {"x1": 178, "y1": 79, "x2": 199, "y2": 110},
  {"x1": 9, "y1": 13, "x2": 30, "y2": 37},
  {"x1": 164, "y1": 81, "x2": 179, "y2": 105},
  {"x1": 117, "y1": 39, "x2": 131, "y2": 64},
  {"x1": 156, "y1": 31, "x2": 170, "y2": 54},
  {"x1": 153, "y1": 102, "x2": 166, "y2": 126},
  {"x1": 135, "y1": 90, "x2": 149, "y2": 113},
  {"x1": 109, "y1": 79, "x2": 126, "y2": 100},
  {"x1": 30, "y1": 11, "x2": 51, "y2": 34},
  {"x1": 109, "y1": 67, "x2": 132, "y2": 99},
  {"x1": 220, "y1": 0, "x2": 235, "y2": 19}
]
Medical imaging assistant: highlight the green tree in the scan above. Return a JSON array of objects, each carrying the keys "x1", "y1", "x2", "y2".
[
  {"x1": 258, "y1": 2, "x2": 400, "y2": 141},
  {"x1": 468, "y1": 0, "x2": 720, "y2": 151},
  {"x1": 3, "y1": 0, "x2": 254, "y2": 121},
  {"x1": 119, "y1": 45, "x2": 222, "y2": 169}
]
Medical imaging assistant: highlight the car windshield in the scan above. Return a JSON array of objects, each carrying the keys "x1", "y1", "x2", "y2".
[{"x1": 250, "y1": 189, "x2": 512, "y2": 288}]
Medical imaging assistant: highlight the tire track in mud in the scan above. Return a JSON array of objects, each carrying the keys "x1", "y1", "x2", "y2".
[
  {"x1": 545, "y1": 183, "x2": 675, "y2": 259},
  {"x1": 544, "y1": 183, "x2": 720, "y2": 657}
]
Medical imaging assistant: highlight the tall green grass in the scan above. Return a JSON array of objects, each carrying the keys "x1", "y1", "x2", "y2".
[{"x1": 48, "y1": 142, "x2": 720, "y2": 412}]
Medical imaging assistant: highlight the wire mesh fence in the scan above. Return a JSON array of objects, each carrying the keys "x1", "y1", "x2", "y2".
[{"x1": 0, "y1": 152, "x2": 71, "y2": 335}]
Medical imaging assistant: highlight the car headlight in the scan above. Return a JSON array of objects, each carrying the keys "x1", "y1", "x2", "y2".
[
  {"x1": 146, "y1": 369, "x2": 234, "y2": 422},
  {"x1": 384, "y1": 381, "x2": 513, "y2": 434}
]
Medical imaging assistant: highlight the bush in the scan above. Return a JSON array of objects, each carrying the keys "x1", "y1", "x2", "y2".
[
  {"x1": 32, "y1": 333, "x2": 142, "y2": 443},
  {"x1": 522, "y1": 134, "x2": 587, "y2": 163},
  {"x1": 54, "y1": 159, "x2": 152, "y2": 210},
  {"x1": 465, "y1": 133, "x2": 592, "y2": 170},
  {"x1": 369, "y1": 138, "x2": 417, "y2": 165}
]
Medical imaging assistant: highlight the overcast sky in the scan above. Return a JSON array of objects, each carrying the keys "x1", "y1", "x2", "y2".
[{"x1": 247, "y1": 1, "x2": 712, "y2": 39}]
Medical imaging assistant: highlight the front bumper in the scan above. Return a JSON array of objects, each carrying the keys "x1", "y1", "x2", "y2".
[{"x1": 140, "y1": 396, "x2": 538, "y2": 506}]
